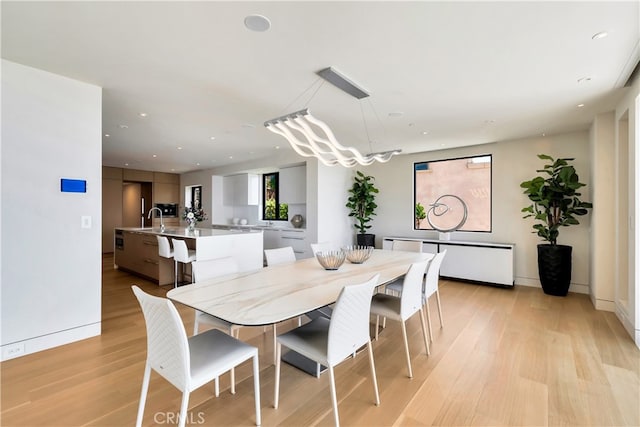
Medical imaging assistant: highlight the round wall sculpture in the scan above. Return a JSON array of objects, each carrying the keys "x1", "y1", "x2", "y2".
[{"x1": 426, "y1": 194, "x2": 468, "y2": 233}]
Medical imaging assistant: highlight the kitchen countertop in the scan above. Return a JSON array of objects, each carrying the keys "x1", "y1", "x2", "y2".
[
  {"x1": 212, "y1": 223, "x2": 305, "y2": 231},
  {"x1": 116, "y1": 226, "x2": 261, "y2": 238}
]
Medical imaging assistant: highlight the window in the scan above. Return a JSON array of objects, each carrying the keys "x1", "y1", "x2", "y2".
[
  {"x1": 414, "y1": 154, "x2": 492, "y2": 232},
  {"x1": 262, "y1": 172, "x2": 288, "y2": 221}
]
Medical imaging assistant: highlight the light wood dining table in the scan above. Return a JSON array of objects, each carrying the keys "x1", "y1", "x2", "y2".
[{"x1": 167, "y1": 249, "x2": 431, "y2": 327}]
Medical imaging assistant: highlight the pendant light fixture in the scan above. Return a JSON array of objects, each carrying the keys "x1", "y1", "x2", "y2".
[{"x1": 264, "y1": 67, "x2": 401, "y2": 167}]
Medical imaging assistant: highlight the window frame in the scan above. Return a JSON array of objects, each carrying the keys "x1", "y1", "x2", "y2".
[{"x1": 413, "y1": 154, "x2": 493, "y2": 233}]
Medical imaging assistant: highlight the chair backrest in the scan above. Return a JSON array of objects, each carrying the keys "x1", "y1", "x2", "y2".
[
  {"x1": 399, "y1": 259, "x2": 430, "y2": 318},
  {"x1": 423, "y1": 250, "x2": 447, "y2": 298},
  {"x1": 157, "y1": 236, "x2": 172, "y2": 258},
  {"x1": 171, "y1": 239, "x2": 191, "y2": 263},
  {"x1": 327, "y1": 274, "x2": 380, "y2": 365},
  {"x1": 132, "y1": 285, "x2": 190, "y2": 391},
  {"x1": 192, "y1": 257, "x2": 239, "y2": 282},
  {"x1": 310, "y1": 242, "x2": 333, "y2": 255},
  {"x1": 392, "y1": 240, "x2": 423, "y2": 253},
  {"x1": 264, "y1": 246, "x2": 296, "y2": 266}
]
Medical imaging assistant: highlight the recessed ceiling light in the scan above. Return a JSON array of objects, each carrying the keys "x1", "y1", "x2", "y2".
[
  {"x1": 577, "y1": 77, "x2": 592, "y2": 83},
  {"x1": 139, "y1": 112, "x2": 147, "y2": 117},
  {"x1": 152, "y1": 154, "x2": 157, "y2": 158},
  {"x1": 196, "y1": 163, "x2": 200, "y2": 166},
  {"x1": 119, "y1": 124, "x2": 128, "y2": 129},
  {"x1": 244, "y1": 14, "x2": 271, "y2": 32},
  {"x1": 104, "y1": 134, "x2": 110, "y2": 137},
  {"x1": 577, "y1": 103, "x2": 585, "y2": 108},
  {"x1": 124, "y1": 163, "x2": 129, "y2": 166},
  {"x1": 275, "y1": 146, "x2": 280, "y2": 149},
  {"x1": 422, "y1": 131, "x2": 430, "y2": 135},
  {"x1": 592, "y1": 31, "x2": 608, "y2": 40},
  {"x1": 210, "y1": 136, "x2": 216, "y2": 141},
  {"x1": 177, "y1": 146, "x2": 183, "y2": 150},
  {"x1": 171, "y1": 169, "x2": 175, "y2": 172},
  {"x1": 388, "y1": 112, "x2": 404, "y2": 118}
]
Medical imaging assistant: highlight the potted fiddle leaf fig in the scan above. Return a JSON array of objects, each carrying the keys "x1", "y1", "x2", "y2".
[
  {"x1": 346, "y1": 171, "x2": 379, "y2": 247},
  {"x1": 520, "y1": 154, "x2": 592, "y2": 296}
]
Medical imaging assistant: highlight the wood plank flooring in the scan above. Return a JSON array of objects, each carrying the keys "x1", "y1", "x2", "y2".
[{"x1": 1, "y1": 254, "x2": 638, "y2": 426}]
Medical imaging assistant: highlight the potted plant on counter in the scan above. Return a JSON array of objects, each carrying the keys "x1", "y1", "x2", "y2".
[
  {"x1": 520, "y1": 154, "x2": 592, "y2": 296},
  {"x1": 346, "y1": 171, "x2": 379, "y2": 247}
]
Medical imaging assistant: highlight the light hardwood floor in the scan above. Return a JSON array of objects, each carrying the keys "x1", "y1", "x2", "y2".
[{"x1": 1, "y1": 254, "x2": 639, "y2": 426}]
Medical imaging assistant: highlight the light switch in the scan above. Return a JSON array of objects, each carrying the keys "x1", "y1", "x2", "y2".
[{"x1": 81, "y1": 216, "x2": 92, "y2": 229}]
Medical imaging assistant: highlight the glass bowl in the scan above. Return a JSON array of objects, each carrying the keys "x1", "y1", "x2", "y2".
[
  {"x1": 315, "y1": 250, "x2": 346, "y2": 270},
  {"x1": 343, "y1": 245, "x2": 374, "y2": 264}
]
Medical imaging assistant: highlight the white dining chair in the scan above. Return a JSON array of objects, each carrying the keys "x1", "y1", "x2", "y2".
[
  {"x1": 264, "y1": 246, "x2": 296, "y2": 266},
  {"x1": 157, "y1": 235, "x2": 176, "y2": 284},
  {"x1": 274, "y1": 274, "x2": 381, "y2": 427},
  {"x1": 264, "y1": 247, "x2": 296, "y2": 363},
  {"x1": 131, "y1": 286, "x2": 261, "y2": 427},
  {"x1": 191, "y1": 257, "x2": 242, "y2": 396},
  {"x1": 422, "y1": 250, "x2": 447, "y2": 341},
  {"x1": 172, "y1": 238, "x2": 196, "y2": 286},
  {"x1": 370, "y1": 259, "x2": 430, "y2": 378}
]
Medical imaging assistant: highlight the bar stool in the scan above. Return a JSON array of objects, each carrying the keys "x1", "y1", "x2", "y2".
[
  {"x1": 171, "y1": 238, "x2": 196, "y2": 286},
  {"x1": 156, "y1": 236, "x2": 176, "y2": 287}
]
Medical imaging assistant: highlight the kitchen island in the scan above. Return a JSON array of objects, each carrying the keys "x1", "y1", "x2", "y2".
[{"x1": 114, "y1": 227, "x2": 263, "y2": 285}]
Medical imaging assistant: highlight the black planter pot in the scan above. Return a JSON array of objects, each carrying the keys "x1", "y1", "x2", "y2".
[
  {"x1": 356, "y1": 234, "x2": 375, "y2": 247},
  {"x1": 537, "y1": 244, "x2": 572, "y2": 296}
]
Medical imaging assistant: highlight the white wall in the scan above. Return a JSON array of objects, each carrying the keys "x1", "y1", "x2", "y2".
[
  {"x1": 366, "y1": 131, "x2": 592, "y2": 294},
  {"x1": 1, "y1": 60, "x2": 102, "y2": 360},
  {"x1": 590, "y1": 112, "x2": 616, "y2": 310}
]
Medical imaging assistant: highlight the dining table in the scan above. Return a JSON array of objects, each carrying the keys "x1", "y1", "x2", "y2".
[{"x1": 167, "y1": 248, "x2": 432, "y2": 374}]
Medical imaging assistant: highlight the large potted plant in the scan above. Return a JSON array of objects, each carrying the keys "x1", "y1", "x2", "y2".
[
  {"x1": 346, "y1": 171, "x2": 379, "y2": 247},
  {"x1": 520, "y1": 154, "x2": 592, "y2": 296}
]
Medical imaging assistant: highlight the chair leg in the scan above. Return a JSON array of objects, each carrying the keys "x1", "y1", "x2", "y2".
[
  {"x1": 230, "y1": 367, "x2": 236, "y2": 394},
  {"x1": 215, "y1": 377, "x2": 220, "y2": 397},
  {"x1": 178, "y1": 391, "x2": 190, "y2": 427},
  {"x1": 435, "y1": 290, "x2": 444, "y2": 328},
  {"x1": 425, "y1": 298, "x2": 434, "y2": 342},
  {"x1": 366, "y1": 339, "x2": 380, "y2": 406},
  {"x1": 375, "y1": 315, "x2": 380, "y2": 341},
  {"x1": 328, "y1": 365, "x2": 340, "y2": 427},
  {"x1": 174, "y1": 260, "x2": 178, "y2": 288},
  {"x1": 274, "y1": 343, "x2": 282, "y2": 409},
  {"x1": 135, "y1": 364, "x2": 151, "y2": 427},
  {"x1": 193, "y1": 315, "x2": 199, "y2": 336},
  {"x1": 272, "y1": 324, "x2": 277, "y2": 365},
  {"x1": 418, "y1": 307, "x2": 431, "y2": 356},
  {"x1": 252, "y1": 353, "x2": 261, "y2": 426},
  {"x1": 400, "y1": 321, "x2": 413, "y2": 378}
]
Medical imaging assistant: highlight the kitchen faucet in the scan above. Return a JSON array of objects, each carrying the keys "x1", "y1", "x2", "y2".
[{"x1": 148, "y1": 207, "x2": 165, "y2": 232}]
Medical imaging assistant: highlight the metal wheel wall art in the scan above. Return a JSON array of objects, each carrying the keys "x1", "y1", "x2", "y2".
[{"x1": 426, "y1": 194, "x2": 468, "y2": 232}]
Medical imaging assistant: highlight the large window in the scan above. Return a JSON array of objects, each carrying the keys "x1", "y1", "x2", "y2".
[
  {"x1": 262, "y1": 172, "x2": 288, "y2": 221},
  {"x1": 414, "y1": 154, "x2": 492, "y2": 232}
]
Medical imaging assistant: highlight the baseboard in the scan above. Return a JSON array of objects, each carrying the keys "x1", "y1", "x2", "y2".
[
  {"x1": 514, "y1": 277, "x2": 589, "y2": 294},
  {"x1": 592, "y1": 298, "x2": 616, "y2": 312},
  {"x1": 614, "y1": 304, "x2": 637, "y2": 347},
  {"x1": 1, "y1": 322, "x2": 101, "y2": 361}
]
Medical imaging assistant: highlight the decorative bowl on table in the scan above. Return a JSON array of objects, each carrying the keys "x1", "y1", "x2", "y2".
[
  {"x1": 343, "y1": 245, "x2": 374, "y2": 264},
  {"x1": 315, "y1": 250, "x2": 346, "y2": 270}
]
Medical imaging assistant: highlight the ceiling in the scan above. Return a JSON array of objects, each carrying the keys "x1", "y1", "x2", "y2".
[{"x1": 2, "y1": 1, "x2": 638, "y2": 173}]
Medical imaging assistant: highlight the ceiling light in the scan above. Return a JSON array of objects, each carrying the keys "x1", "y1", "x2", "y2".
[
  {"x1": 592, "y1": 31, "x2": 608, "y2": 40},
  {"x1": 265, "y1": 67, "x2": 401, "y2": 167},
  {"x1": 210, "y1": 136, "x2": 216, "y2": 141},
  {"x1": 196, "y1": 163, "x2": 200, "y2": 166},
  {"x1": 244, "y1": 14, "x2": 271, "y2": 32},
  {"x1": 152, "y1": 154, "x2": 157, "y2": 158},
  {"x1": 177, "y1": 147, "x2": 183, "y2": 150},
  {"x1": 139, "y1": 112, "x2": 147, "y2": 117},
  {"x1": 422, "y1": 131, "x2": 430, "y2": 135},
  {"x1": 124, "y1": 163, "x2": 129, "y2": 166},
  {"x1": 577, "y1": 103, "x2": 585, "y2": 108},
  {"x1": 275, "y1": 146, "x2": 280, "y2": 149},
  {"x1": 104, "y1": 134, "x2": 110, "y2": 137},
  {"x1": 119, "y1": 124, "x2": 128, "y2": 129}
]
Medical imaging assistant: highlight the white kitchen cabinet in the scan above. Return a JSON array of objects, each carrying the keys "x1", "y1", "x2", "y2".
[
  {"x1": 263, "y1": 229, "x2": 281, "y2": 250},
  {"x1": 223, "y1": 174, "x2": 259, "y2": 206},
  {"x1": 280, "y1": 229, "x2": 310, "y2": 259},
  {"x1": 279, "y1": 165, "x2": 306, "y2": 204}
]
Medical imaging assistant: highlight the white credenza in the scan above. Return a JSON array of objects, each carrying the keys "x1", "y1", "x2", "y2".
[{"x1": 382, "y1": 237, "x2": 514, "y2": 287}]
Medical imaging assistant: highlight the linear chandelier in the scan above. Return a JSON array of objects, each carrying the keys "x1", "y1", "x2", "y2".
[{"x1": 264, "y1": 67, "x2": 402, "y2": 167}]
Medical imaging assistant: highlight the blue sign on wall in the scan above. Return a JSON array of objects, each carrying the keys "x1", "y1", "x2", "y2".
[{"x1": 60, "y1": 178, "x2": 87, "y2": 193}]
